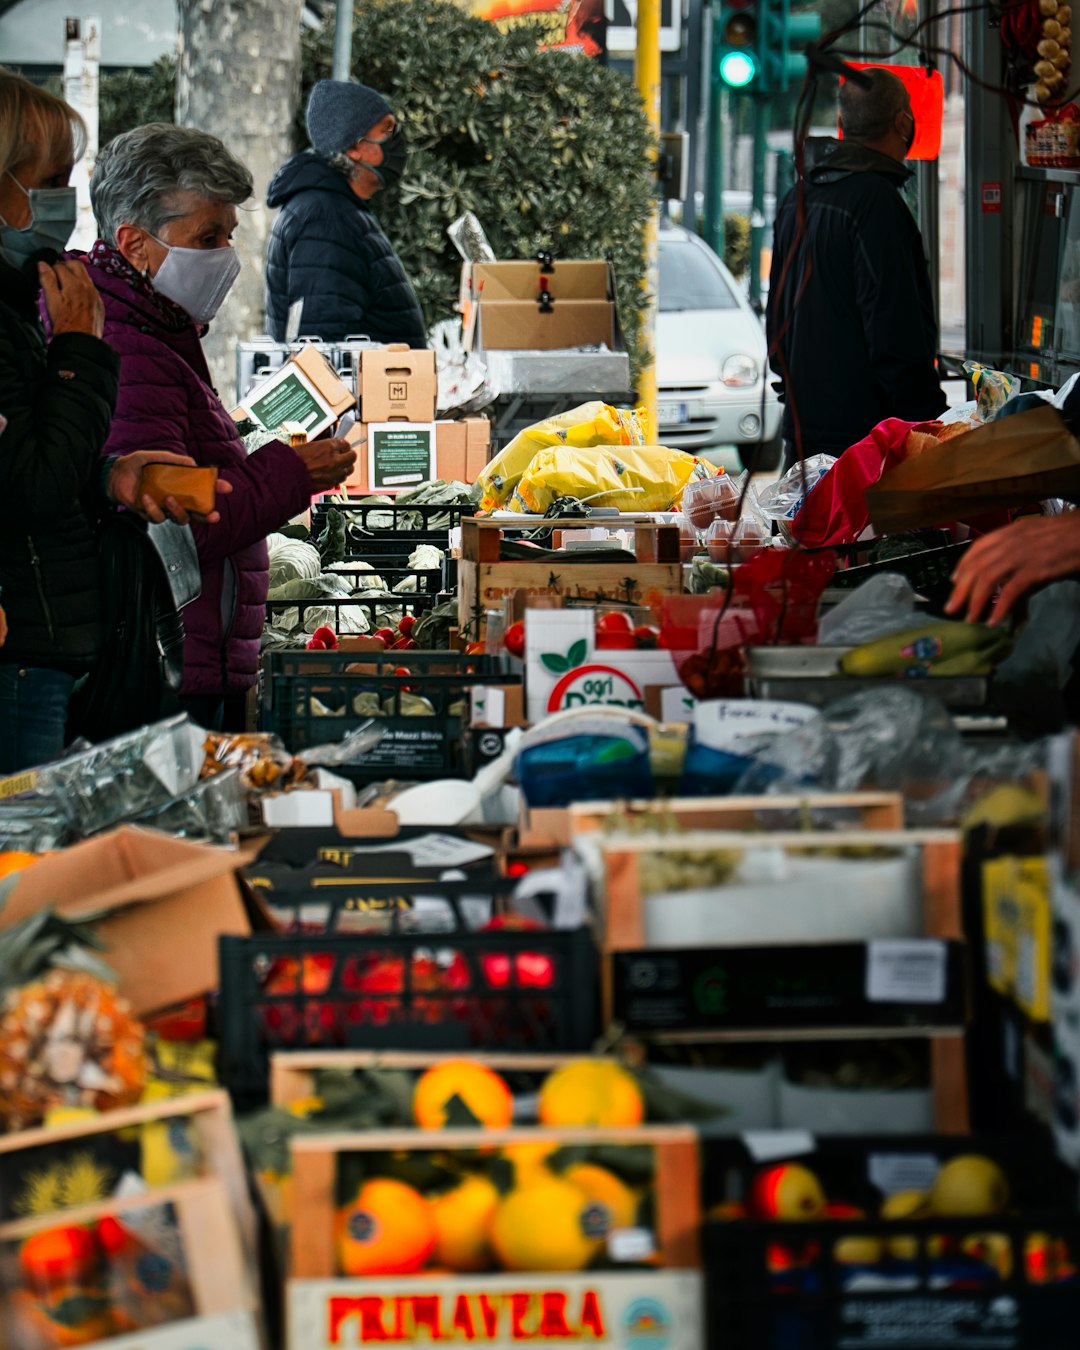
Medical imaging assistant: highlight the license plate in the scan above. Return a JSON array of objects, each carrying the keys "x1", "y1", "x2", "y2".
[{"x1": 657, "y1": 400, "x2": 689, "y2": 425}]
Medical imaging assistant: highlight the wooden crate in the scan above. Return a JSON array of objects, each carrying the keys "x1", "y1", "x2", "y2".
[
  {"x1": 271, "y1": 1049, "x2": 572, "y2": 1109},
  {"x1": 0, "y1": 1090, "x2": 257, "y2": 1271},
  {"x1": 288, "y1": 1270, "x2": 704, "y2": 1350},
  {"x1": 0, "y1": 1177, "x2": 260, "y2": 1350},
  {"x1": 290, "y1": 1123, "x2": 701, "y2": 1279},
  {"x1": 596, "y1": 829, "x2": 970, "y2": 1133},
  {"x1": 599, "y1": 828, "x2": 963, "y2": 954},
  {"x1": 457, "y1": 515, "x2": 683, "y2": 634}
]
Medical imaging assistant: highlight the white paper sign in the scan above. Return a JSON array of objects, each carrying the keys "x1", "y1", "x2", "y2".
[
  {"x1": 742, "y1": 1129, "x2": 816, "y2": 1162},
  {"x1": 866, "y1": 939, "x2": 947, "y2": 1004},
  {"x1": 868, "y1": 1152, "x2": 941, "y2": 1196},
  {"x1": 608, "y1": 1227, "x2": 657, "y2": 1262}
]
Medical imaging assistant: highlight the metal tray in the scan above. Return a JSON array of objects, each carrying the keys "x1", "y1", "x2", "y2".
[
  {"x1": 745, "y1": 646, "x2": 988, "y2": 709},
  {"x1": 745, "y1": 646, "x2": 850, "y2": 677}
]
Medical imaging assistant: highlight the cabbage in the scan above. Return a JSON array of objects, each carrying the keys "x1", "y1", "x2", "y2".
[{"x1": 268, "y1": 534, "x2": 321, "y2": 590}]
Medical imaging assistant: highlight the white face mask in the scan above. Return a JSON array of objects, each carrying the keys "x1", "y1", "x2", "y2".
[{"x1": 147, "y1": 234, "x2": 241, "y2": 324}]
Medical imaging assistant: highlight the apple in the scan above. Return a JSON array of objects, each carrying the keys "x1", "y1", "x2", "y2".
[{"x1": 750, "y1": 1163, "x2": 826, "y2": 1221}]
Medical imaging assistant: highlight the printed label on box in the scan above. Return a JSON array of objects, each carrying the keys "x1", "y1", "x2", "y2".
[
  {"x1": 289, "y1": 1271, "x2": 704, "y2": 1349},
  {"x1": 368, "y1": 423, "x2": 436, "y2": 491},
  {"x1": 246, "y1": 362, "x2": 329, "y2": 435},
  {"x1": 865, "y1": 939, "x2": 947, "y2": 1005}
]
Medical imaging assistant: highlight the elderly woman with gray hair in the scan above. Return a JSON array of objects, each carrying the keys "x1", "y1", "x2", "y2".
[{"x1": 87, "y1": 123, "x2": 357, "y2": 730}]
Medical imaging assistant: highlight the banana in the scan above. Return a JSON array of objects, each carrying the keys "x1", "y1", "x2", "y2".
[{"x1": 840, "y1": 622, "x2": 1004, "y2": 678}]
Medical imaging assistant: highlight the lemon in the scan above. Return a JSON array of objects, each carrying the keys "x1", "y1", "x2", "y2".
[
  {"x1": 564, "y1": 1163, "x2": 638, "y2": 1235},
  {"x1": 430, "y1": 1174, "x2": 500, "y2": 1272},
  {"x1": 538, "y1": 1059, "x2": 644, "y2": 1127},
  {"x1": 490, "y1": 1178, "x2": 604, "y2": 1271}
]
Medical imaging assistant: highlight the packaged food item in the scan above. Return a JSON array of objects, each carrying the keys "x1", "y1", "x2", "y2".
[
  {"x1": 141, "y1": 464, "x2": 219, "y2": 515},
  {"x1": 705, "y1": 516, "x2": 770, "y2": 564},
  {"x1": 683, "y1": 472, "x2": 743, "y2": 528},
  {"x1": 514, "y1": 443, "x2": 715, "y2": 514}
]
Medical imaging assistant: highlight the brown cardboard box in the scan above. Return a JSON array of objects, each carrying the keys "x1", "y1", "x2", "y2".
[
  {"x1": 360, "y1": 344, "x2": 437, "y2": 422},
  {"x1": 342, "y1": 419, "x2": 490, "y2": 493},
  {"x1": 233, "y1": 344, "x2": 355, "y2": 437},
  {"x1": 2, "y1": 827, "x2": 259, "y2": 1016},
  {"x1": 460, "y1": 260, "x2": 623, "y2": 352}
]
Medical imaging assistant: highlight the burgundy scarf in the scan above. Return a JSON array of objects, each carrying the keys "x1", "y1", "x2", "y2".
[{"x1": 86, "y1": 240, "x2": 194, "y2": 333}]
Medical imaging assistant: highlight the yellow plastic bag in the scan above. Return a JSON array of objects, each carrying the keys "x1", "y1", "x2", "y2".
[
  {"x1": 514, "y1": 444, "x2": 717, "y2": 514},
  {"x1": 477, "y1": 401, "x2": 645, "y2": 511}
]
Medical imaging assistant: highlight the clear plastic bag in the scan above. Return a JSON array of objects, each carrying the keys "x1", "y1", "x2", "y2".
[
  {"x1": 447, "y1": 211, "x2": 496, "y2": 264},
  {"x1": 732, "y1": 687, "x2": 1046, "y2": 826},
  {"x1": 817, "y1": 573, "x2": 921, "y2": 647},
  {"x1": 964, "y1": 361, "x2": 1021, "y2": 421},
  {"x1": 757, "y1": 454, "x2": 836, "y2": 536}
]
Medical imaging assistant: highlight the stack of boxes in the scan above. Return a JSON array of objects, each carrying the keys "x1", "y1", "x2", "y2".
[{"x1": 343, "y1": 344, "x2": 491, "y2": 494}]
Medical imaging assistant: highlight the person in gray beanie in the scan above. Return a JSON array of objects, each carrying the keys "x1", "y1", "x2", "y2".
[{"x1": 264, "y1": 78, "x2": 426, "y2": 347}]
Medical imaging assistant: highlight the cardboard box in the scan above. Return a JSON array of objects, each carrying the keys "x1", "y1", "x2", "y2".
[
  {"x1": 233, "y1": 344, "x2": 354, "y2": 438},
  {"x1": 341, "y1": 418, "x2": 490, "y2": 494},
  {"x1": 460, "y1": 259, "x2": 624, "y2": 352},
  {"x1": 1, "y1": 826, "x2": 259, "y2": 1016},
  {"x1": 359, "y1": 344, "x2": 437, "y2": 422}
]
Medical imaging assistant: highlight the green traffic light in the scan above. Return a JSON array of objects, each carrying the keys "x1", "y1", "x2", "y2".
[{"x1": 719, "y1": 49, "x2": 758, "y2": 88}]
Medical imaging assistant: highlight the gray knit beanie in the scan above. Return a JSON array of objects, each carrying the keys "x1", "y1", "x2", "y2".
[{"x1": 306, "y1": 79, "x2": 393, "y2": 157}]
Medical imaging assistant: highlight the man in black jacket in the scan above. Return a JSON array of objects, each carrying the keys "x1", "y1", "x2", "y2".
[
  {"x1": 265, "y1": 79, "x2": 427, "y2": 348},
  {"x1": 766, "y1": 67, "x2": 945, "y2": 464}
]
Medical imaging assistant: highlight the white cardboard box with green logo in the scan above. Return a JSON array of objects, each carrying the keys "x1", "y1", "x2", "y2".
[{"x1": 525, "y1": 610, "x2": 681, "y2": 723}]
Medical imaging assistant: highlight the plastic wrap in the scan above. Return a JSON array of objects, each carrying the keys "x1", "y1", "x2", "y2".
[
  {"x1": 515, "y1": 443, "x2": 713, "y2": 514},
  {"x1": 447, "y1": 211, "x2": 496, "y2": 263},
  {"x1": 26, "y1": 717, "x2": 205, "y2": 839},
  {"x1": 0, "y1": 797, "x2": 72, "y2": 853},
  {"x1": 432, "y1": 318, "x2": 497, "y2": 416},
  {"x1": 757, "y1": 454, "x2": 836, "y2": 537},
  {"x1": 732, "y1": 686, "x2": 1046, "y2": 825},
  {"x1": 130, "y1": 766, "x2": 247, "y2": 843},
  {"x1": 297, "y1": 721, "x2": 387, "y2": 766},
  {"x1": 817, "y1": 574, "x2": 921, "y2": 647},
  {"x1": 964, "y1": 361, "x2": 1021, "y2": 420}
]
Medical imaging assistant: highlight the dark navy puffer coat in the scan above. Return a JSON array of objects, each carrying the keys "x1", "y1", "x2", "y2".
[
  {"x1": 265, "y1": 151, "x2": 427, "y2": 347},
  {"x1": 89, "y1": 260, "x2": 315, "y2": 698}
]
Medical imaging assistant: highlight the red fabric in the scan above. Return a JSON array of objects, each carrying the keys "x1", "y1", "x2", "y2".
[{"x1": 791, "y1": 418, "x2": 917, "y2": 548}]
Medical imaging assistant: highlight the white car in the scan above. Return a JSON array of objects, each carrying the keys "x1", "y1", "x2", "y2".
[{"x1": 657, "y1": 224, "x2": 782, "y2": 470}]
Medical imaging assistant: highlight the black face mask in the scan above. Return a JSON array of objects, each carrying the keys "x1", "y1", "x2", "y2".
[{"x1": 369, "y1": 127, "x2": 407, "y2": 190}]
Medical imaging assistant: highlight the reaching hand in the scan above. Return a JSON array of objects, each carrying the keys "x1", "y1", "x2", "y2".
[
  {"x1": 945, "y1": 513, "x2": 1080, "y2": 624},
  {"x1": 294, "y1": 437, "x2": 358, "y2": 490},
  {"x1": 107, "y1": 451, "x2": 233, "y2": 525},
  {"x1": 38, "y1": 258, "x2": 104, "y2": 339}
]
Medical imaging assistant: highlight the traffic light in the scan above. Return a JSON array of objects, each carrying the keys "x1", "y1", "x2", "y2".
[
  {"x1": 762, "y1": 0, "x2": 822, "y2": 94},
  {"x1": 714, "y1": 0, "x2": 763, "y2": 92}
]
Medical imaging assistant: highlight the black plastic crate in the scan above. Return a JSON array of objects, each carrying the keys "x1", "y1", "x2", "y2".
[
  {"x1": 265, "y1": 592, "x2": 439, "y2": 635},
  {"x1": 258, "y1": 649, "x2": 518, "y2": 775},
  {"x1": 829, "y1": 541, "x2": 972, "y2": 608},
  {"x1": 218, "y1": 925, "x2": 598, "y2": 1107},
  {"x1": 703, "y1": 1134, "x2": 1080, "y2": 1350},
  {"x1": 312, "y1": 500, "x2": 474, "y2": 564},
  {"x1": 610, "y1": 941, "x2": 968, "y2": 1035}
]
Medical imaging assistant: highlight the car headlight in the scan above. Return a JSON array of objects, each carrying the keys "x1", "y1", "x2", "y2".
[{"x1": 722, "y1": 354, "x2": 759, "y2": 387}]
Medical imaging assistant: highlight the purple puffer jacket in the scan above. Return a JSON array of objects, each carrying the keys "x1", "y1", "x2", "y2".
[{"x1": 89, "y1": 262, "x2": 314, "y2": 697}]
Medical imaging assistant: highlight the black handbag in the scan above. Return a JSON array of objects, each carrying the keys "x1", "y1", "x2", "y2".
[{"x1": 67, "y1": 516, "x2": 201, "y2": 743}]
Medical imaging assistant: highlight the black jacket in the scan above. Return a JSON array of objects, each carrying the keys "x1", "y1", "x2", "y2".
[
  {"x1": 264, "y1": 152, "x2": 427, "y2": 348},
  {"x1": 0, "y1": 259, "x2": 117, "y2": 670},
  {"x1": 766, "y1": 139, "x2": 945, "y2": 455}
]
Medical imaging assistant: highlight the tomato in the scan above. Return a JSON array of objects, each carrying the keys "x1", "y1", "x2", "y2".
[
  {"x1": 312, "y1": 625, "x2": 338, "y2": 648},
  {"x1": 503, "y1": 620, "x2": 526, "y2": 658},
  {"x1": 634, "y1": 624, "x2": 660, "y2": 649},
  {"x1": 596, "y1": 631, "x2": 637, "y2": 650},
  {"x1": 392, "y1": 637, "x2": 418, "y2": 650},
  {"x1": 373, "y1": 627, "x2": 397, "y2": 645},
  {"x1": 305, "y1": 637, "x2": 327, "y2": 650},
  {"x1": 392, "y1": 666, "x2": 412, "y2": 677},
  {"x1": 596, "y1": 610, "x2": 634, "y2": 636},
  {"x1": 398, "y1": 614, "x2": 416, "y2": 638}
]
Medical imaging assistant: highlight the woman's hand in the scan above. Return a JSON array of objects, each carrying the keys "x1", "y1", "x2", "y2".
[
  {"x1": 38, "y1": 259, "x2": 105, "y2": 339},
  {"x1": 294, "y1": 437, "x2": 357, "y2": 490},
  {"x1": 946, "y1": 513, "x2": 1080, "y2": 624},
  {"x1": 107, "y1": 451, "x2": 233, "y2": 525}
]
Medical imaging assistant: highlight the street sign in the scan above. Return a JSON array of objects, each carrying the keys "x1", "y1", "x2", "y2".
[{"x1": 605, "y1": 0, "x2": 683, "y2": 53}]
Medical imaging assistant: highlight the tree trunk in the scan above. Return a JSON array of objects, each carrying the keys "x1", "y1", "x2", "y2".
[{"x1": 175, "y1": 0, "x2": 304, "y2": 403}]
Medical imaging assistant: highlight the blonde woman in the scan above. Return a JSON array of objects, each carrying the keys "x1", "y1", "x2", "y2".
[{"x1": 0, "y1": 69, "x2": 202, "y2": 771}]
